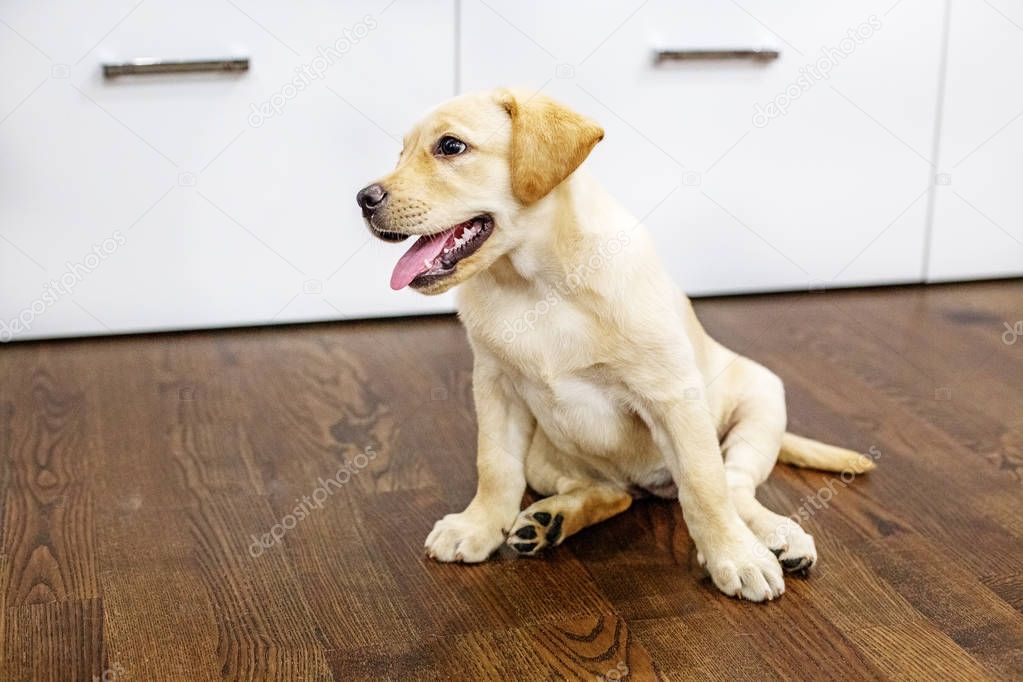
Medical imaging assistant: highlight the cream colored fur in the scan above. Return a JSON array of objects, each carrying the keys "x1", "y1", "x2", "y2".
[{"x1": 362, "y1": 89, "x2": 875, "y2": 602}]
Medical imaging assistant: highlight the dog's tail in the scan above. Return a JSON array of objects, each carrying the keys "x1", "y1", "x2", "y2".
[{"x1": 778, "y1": 432, "x2": 876, "y2": 474}]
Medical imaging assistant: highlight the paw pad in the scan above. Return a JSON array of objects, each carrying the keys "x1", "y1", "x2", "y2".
[
  {"x1": 780, "y1": 556, "x2": 814, "y2": 574},
  {"x1": 544, "y1": 513, "x2": 564, "y2": 544}
]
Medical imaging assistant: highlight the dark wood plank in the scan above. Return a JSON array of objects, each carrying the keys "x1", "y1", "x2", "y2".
[
  {"x1": 630, "y1": 612, "x2": 782, "y2": 681},
  {"x1": 0, "y1": 345, "x2": 105, "y2": 680},
  {"x1": 326, "y1": 613, "x2": 656, "y2": 681},
  {"x1": 2, "y1": 598, "x2": 105, "y2": 682},
  {"x1": 1, "y1": 350, "x2": 99, "y2": 606},
  {"x1": 847, "y1": 622, "x2": 994, "y2": 681}
]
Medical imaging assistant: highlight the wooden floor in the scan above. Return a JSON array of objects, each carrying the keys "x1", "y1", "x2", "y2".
[{"x1": 1, "y1": 281, "x2": 1022, "y2": 680}]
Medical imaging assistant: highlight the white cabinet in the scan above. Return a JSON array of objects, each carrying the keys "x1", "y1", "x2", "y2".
[
  {"x1": 1, "y1": 1, "x2": 1014, "y2": 342},
  {"x1": 0, "y1": 0, "x2": 454, "y2": 341},
  {"x1": 460, "y1": 0, "x2": 947, "y2": 294},
  {"x1": 927, "y1": 0, "x2": 1023, "y2": 282}
]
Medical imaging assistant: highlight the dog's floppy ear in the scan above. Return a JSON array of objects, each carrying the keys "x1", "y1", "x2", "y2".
[{"x1": 496, "y1": 90, "x2": 604, "y2": 204}]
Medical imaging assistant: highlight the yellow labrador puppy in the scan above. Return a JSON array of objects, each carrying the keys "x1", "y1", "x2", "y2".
[{"x1": 357, "y1": 89, "x2": 875, "y2": 601}]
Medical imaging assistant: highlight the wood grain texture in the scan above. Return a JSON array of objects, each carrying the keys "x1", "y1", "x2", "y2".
[{"x1": 0, "y1": 280, "x2": 1021, "y2": 680}]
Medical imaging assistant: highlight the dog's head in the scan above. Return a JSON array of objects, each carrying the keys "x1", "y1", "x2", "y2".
[{"x1": 356, "y1": 89, "x2": 603, "y2": 293}]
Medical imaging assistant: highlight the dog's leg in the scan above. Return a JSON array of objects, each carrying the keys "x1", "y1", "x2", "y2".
[
  {"x1": 643, "y1": 382, "x2": 785, "y2": 601},
  {"x1": 721, "y1": 368, "x2": 817, "y2": 573},
  {"x1": 506, "y1": 429, "x2": 632, "y2": 554},
  {"x1": 425, "y1": 354, "x2": 535, "y2": 563},
  {"x1": 506, "y1": 482, "x2": 632, "y2": 555}
]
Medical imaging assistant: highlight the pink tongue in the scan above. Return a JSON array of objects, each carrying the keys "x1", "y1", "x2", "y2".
[{"x1": 390, "y1": 227, "x2": 457, "y2": 290}]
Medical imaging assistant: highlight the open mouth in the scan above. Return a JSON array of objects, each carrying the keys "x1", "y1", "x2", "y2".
[{"x1": 388, "y1": 215, "x2": 493, "y2": 290}]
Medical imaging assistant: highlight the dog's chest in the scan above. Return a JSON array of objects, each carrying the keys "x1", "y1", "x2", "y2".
[
  {"x1": 518, "y1": 371, "x2": 635, "y2": 455},
  {"x1": 462, "y1": 282, "x2": 639, "y2": 454}
]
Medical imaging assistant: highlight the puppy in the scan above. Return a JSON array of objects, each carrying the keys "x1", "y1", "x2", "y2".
[{"x1": 357, "y1": 89, "x2": 875, "y2": 601}]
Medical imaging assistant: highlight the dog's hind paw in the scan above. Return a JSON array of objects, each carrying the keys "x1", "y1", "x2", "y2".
[
  {"x1": 767, "y1": 525, "x2": 817, "y2": 575},
  {"x1": 748, "y1": 516, "x2": 817, "y2": 575},
  {"x1": 506, "y1": 509, "x2": 564, "y2": 556}
]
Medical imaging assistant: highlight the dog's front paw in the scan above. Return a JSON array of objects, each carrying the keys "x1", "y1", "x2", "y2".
[
  {"x1": 698, "y1": 526, "x2": 785, "y2": 602},
  {"x1": 424, "y1": 511, "x2": 505, "y2": 563}
]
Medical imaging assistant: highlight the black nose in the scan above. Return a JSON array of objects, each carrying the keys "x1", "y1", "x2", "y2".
[{"x1": 356, "y1": 184, "x2": 387, "y2": 216}]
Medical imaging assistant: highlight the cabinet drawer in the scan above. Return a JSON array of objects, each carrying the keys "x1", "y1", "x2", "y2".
[
  {"x1": 0, "y1": 0, "x2": 454, "y2": 341},
  {"x1": 461, "y1": 0, "x2": 945, "y2": 294}
]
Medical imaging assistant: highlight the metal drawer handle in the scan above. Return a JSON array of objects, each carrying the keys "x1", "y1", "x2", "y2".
[
  {"x1": 102, "y1": 57, "x2": 249, "y2": 78},
  {"x1": 654, "y1": 48, "x2": 779, "y2": 63}
]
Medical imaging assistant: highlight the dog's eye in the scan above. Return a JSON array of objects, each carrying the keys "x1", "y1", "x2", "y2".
[{"x1": 436, "y1": 136, "x2": 467, "y2": 156}]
